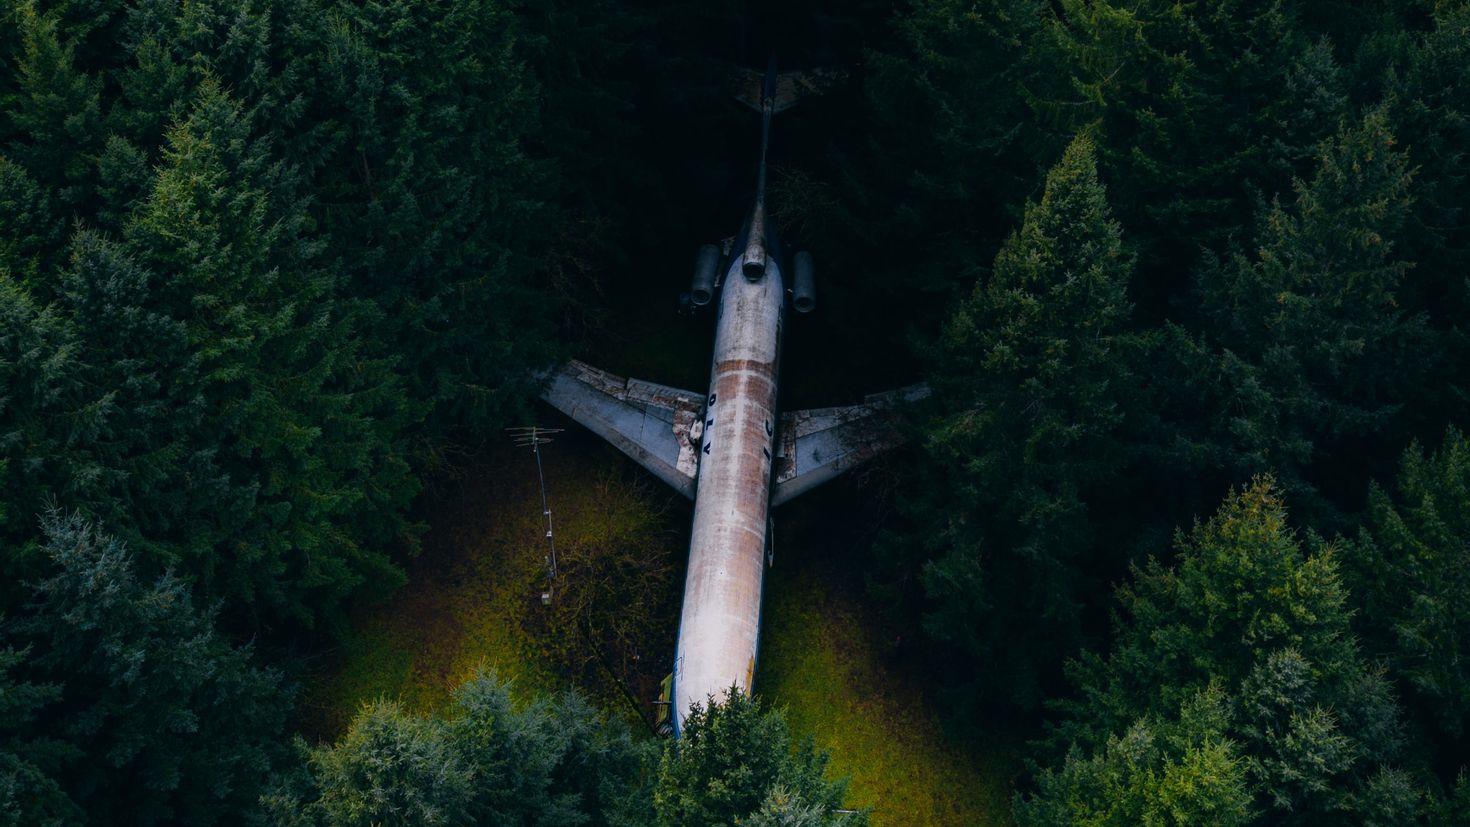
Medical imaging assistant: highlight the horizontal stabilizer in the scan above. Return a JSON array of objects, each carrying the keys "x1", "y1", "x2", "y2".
[
  {"x1": 771, "y1": 383, "x2": 930, "y2": 507},
  {"x1": 540, "y1": 361, "x2": 704, "y2": 498},
  {"x1": 730, "y1": 67, "x2": 846, "y2": 114}
]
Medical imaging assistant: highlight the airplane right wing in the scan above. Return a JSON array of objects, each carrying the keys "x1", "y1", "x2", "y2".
[
  {"x1": 539, "y1": 360, "x2": 704, "y2": 499},
  {"x1": 771, "y1": 383, "x2": 930, "y2": 507}
]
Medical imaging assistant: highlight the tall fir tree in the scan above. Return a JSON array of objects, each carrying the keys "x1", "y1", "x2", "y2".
[
  {"x1": 109, "y1": 79, "x2": 417, "y2": 635},
  {"x1": 902, "y1": 135, "x2": 1145, "y2": 712},
  {"x1": 1035, "y1": 0, "x2": 1342, "y2": 320},
  {"x1": 8, "y1": 512, "x2": 288, "y2": 826},
  {"x1": 1041, "y1": 479, "x2": 1413, "y2": 823},
  {"x1": 1340, "y1": 429, "x2": 1470, "y2": 745},
  {"x1": 269, "y1": 672, "x2": 654, "y2": 827},
  {"x1": 1016, "y1": 684, "x2": 1252, "y2": 827},
  {"x1": 654, "y1": 690, "x2": 863, "y2": 827},
  {"x1": 1193, "y1": 107, "x2": 1429, "y2": 522},
  {"x1": 0, "y1": 642, "x2": 79, "y2": 826}
]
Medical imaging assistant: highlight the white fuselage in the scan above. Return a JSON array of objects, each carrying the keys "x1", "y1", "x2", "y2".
[{"x1": 671, "y1": 256, "x2": 785, "y2": 732}]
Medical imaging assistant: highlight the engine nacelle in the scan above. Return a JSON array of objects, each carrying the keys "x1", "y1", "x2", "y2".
[
  {"x1": 690, "y1": 243, "x2": 720, "y2": 306},
  {"x1": 792, "y1": 251, "x2": 816, "y2": 313}
]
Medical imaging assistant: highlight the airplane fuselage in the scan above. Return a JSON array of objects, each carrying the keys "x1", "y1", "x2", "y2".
[{"x1": 671, "y1": 253, "x2": 785, "y2": 733}]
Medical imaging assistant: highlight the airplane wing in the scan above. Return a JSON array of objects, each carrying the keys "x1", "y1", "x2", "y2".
[
  {"x1": 771, "y1": 383, "x2": 930, "y2": 507},
  {"x1": 540, "y1": 360, "x2": 704, "y2": 499}
]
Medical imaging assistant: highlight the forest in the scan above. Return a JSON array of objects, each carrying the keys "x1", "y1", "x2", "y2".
[{"x1": 2, "y1": 0, "x2": 1469, "y2": 824}]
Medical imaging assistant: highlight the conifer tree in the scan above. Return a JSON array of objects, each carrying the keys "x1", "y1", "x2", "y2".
[
  {"x1": 0, "y1": 3, "x2": 102, "y2": 213},
  {"x1": 110, "y1": 79, "x2": 417, "y2": 634},
  {"x1": 654, "y1": 690, "x2": 862, "y2": 827},
  {"x1": 0, "y1": 272, "x2": 99, "y2": 602},
  {"x1": 817, "y1": 0, "x2": 1050, "y2": 352},
  {"x1": 1341, "y1": 429, "x2": 1470, "y2": 739},
  {"x1": 1385, "y1": 1, "x2": 1470, "y2": 428},
  {"x1": 1194, "y1": 108, "x2": 1428, "y2": 518},
  {"x1": 1016, "y1": 685, "x2": 1251, "y2": 827},
  {"x1": 1041, "y1": 479, "x2": 1410, "y2": 823},
  {"x1": 284, "y1": 0, "x2": 556, "y2": 436},
  {"x1": 9, "y1": 512, "x2": 288, "y2": 826},
  {"x1": 275, "y1": 672, "x2": 653, "y2": 827},
  {"x1": 1037, "y1": 0, "x2": 1337, "y2": 308},
  {"x1": 0, "y1": 642, "x2": 79, "y2": 826},
  {"x1": 907, "y1": 135, "x2": 1143, "y2": 710}
]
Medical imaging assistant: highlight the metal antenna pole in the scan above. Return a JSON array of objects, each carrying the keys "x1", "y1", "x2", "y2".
[{"x1": 508, "y1": 426, "x2": 563, "y2": 603}]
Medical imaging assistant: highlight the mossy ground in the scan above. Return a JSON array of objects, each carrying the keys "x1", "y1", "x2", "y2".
[
  {"x1": 296, "y1": 433, "x2": 686, "y2": 739},
  {"x1": 298, "y1": 425, "x2": 1018, "y2": 827},
  {"x1": 757, "y1": 523, "x2": 1020, "y2": 827}
]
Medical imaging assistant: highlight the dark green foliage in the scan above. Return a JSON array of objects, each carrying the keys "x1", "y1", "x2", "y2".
[
  {"x1": 1341, "y1": 430, "x2": 1470, "y2": 738},
  {"x1": 1193, "y1": 108, "x2": 1428, "y2": 518},
  {"x1": 270, "y1": 672, "x2": 654, "y2": 827},
  {"x1": 0, "y1": 643, "x2": 79, "y2": 827},
  {"x1": 1016, "y1": 684, "x2": 1251, "y2": 827},
  {"x1": 1, "y1": 3, "x2": 103, "y2": 212},
  {"x1": 6, "y1": 512, "x2": 288, "y2": 825},
  {"x1": 1037, "y1": 479, "x2": 1411, "y2": 823},
  {"x1": 902, "y1": 135, "x2": 1144, "y2": 709},
  {"x1": 277, "y1": 0, "x2": 556, "y2": 435},
  {"x1": 1036, "y1": 0, "x2": 1338, "y2": 305},
  {"x1": 116, "y1": 79, "x2": 417, "y2": 633},
  {"x1": 0, "y1": 272, "x2": 94, "y2": 595},
  {"x1": 805, "y1": 0, "x2": 1051, "y2": 368},
  {"x1": 654, "y1": 690, "x2": 864, "y2": 827},
  {"x1": 1385, "y1": 1, "x2": 1470, "y2": 427}
]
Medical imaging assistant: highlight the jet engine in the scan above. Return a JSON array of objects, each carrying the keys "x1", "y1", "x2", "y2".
[
  {"x1": 792, "y1": 251, "x2": 816, "y2": 313},
  {"x1": 690, "y1": 243, "x2": 720, "y2": 306}
]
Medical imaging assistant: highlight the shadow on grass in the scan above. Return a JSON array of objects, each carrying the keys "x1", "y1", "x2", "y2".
[
  {"x1": 756, "y1": 492, "x2": 1022, "y2": 827},
  {"x1": 296, "y1": 431, "x2": 687, "y2": 742}
]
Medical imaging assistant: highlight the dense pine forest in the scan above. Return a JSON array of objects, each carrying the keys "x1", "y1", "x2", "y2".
[{"x1": 3, "y1": 0, "x2": 1470, "y2": 824}]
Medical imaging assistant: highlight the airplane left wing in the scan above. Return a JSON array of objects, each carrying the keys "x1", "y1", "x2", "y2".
[
  {"x1": 771, "y1": 383, "x2": 930, "y2": 507},
  {"x1": 540, "y1": 360, "x2": 704, "y2": 499}
]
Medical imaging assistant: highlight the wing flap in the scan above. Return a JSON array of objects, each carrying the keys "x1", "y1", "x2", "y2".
[
  {"x1": 540, "y1": 360, "x2": 704, "y2": 498},
  {"x1": 771, "y1": 383, "x2": 929, "y2": 507}
]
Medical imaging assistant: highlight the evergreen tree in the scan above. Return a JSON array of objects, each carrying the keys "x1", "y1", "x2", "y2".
[
  {"x1": 0, "y1": 155, "x2": 65, "y2": 283},
  {"x1": 275, "y1": 672, "x2": 653, "y2": 827},
  {"x1": 1042, "y1": 479, "x2": 1410, "y2": 823},
  {"x1": 654, "y1": 690, "x2": 863, "y2": 827},
  {"x1": 1193, "y1": 108, "x2": 1428, "y2": 521},
  {"x1": 0, "y1": 2, "x2": 103, "y2": 215},
  {"x1": 1384, "y1": 0, "x2": 1470, "y2": 429},
  {"x1": 0, "y1": 271, "x2": 98, "y2": 603},
  {"x1": 8, "y1": 511, "x2": 288, "y2": 825},
  {"x1": 280, "y1": 0, "x2": 557, "y2": 436},
  {"x1": 1036, "y1": 0, "x2": 1338, "y2": 314},
  {"x1": 1016, "y1": 684, "x2": 1251, "y2": 827},
  {"x1": 0, "y1": 642, "x2": 79, "y2": 827},
  {"x1": 903, "y1": 135, "x2": 1144, "y2": 710},
  {"x1": 308, "y1": 701, "x2": 475, "y2": 827},
  {"x1": 1341, "y1": 429, "x2": 1470, "y2": 740},
  {"x1": 813, "y1": 0, "x2": 1050, "y2": 361},
  {"x1": 113, "y1": 79, "x2": 417, "y2": 635}
]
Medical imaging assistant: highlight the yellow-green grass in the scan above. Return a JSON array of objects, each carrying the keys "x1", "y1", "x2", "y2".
[
  {"x1": 757, "y1": 563, "x2": 1019, "y2": 827},
  {"x1": 298, "y1": 430, "x2": 1018, "y2": 826},
  {"x1": 297, "y1": 438, "x2": 682, "y2": 740}
]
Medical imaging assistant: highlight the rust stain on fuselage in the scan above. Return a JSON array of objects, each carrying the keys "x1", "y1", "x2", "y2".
[{"x1": 672, "y1": 258, "x2": 785, "y2": 730}]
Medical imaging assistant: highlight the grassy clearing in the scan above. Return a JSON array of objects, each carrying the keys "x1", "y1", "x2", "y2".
[
  {"x1": 296, "y1": 435, "x2": 685, "y2": 740},
  {"x1": 757, "y1": 555, "x2": 1019, "y2": 827},
  {"x1": 296, "y1": 407, "x2": 1017, "y2": 826}
]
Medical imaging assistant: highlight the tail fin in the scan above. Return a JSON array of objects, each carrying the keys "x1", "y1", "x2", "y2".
[{"x1": 729, "y1": 64, "x2": 845, "y2": 114}]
